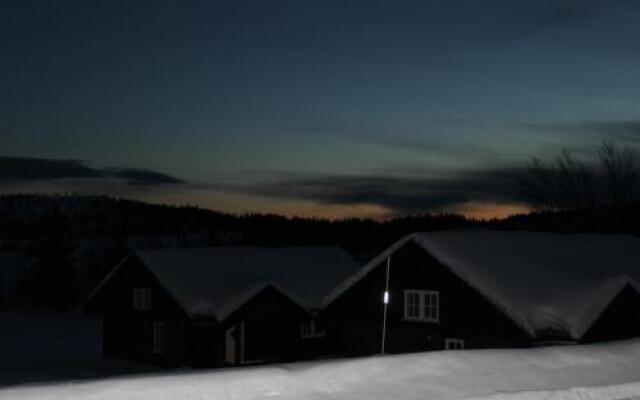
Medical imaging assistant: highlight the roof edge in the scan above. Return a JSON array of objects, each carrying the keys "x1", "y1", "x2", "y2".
[
  {"x1": 322, "y1": 234, "x2": 415, "y2": 308},
  {"x1": 132, "y1": 250, "x2": 213, "y2": 321},
  {"x1": 215, "y1": 281, "x2": 313, "y2": 322},
  {"x1": 82, "y1": 254, "x2": 132, "y2": 312},
  {"x1": 573, "y1": 275, "x2": 635, "y2": 340},
  {"x1": 322, "y1": 232, "x2": 536, "y2": 339},
  {"x1": 412, "y1": 234, "x2": 536, "y2": 338}
]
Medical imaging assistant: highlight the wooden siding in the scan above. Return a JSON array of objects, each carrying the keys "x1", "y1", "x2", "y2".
[
  {"x1": 324, "y1": 240, "x2": 532, "y2": 356},
  {"x1": 220, "y1": 285, "x2": 321, "y2": 365},
  {"x1": 87, "y1": 256, "x2": 327, "y2": 367},
  {"x1": 86, "y1": 256, "x2": 196, "y2": 366}
]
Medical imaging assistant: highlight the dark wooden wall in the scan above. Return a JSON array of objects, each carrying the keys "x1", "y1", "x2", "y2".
[
  {"x1": 582, "y1": 284, "x2": 640, "y2": 343},
  {"x1": 86, "y1": 256, "x2": 195, "y2": 366},
  {"x1": 220, "y1": 285, "x2": 323, "y2": 365},
  {"x1": 324, "y1": 240, "x2": 532, "y2": 356},
  {"x1": 87, "y1": 257, "x2": 327, "y2": 367}
]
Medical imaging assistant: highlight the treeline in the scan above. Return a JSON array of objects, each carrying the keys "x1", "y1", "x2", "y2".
[
  {"x1": 0, "y1": 194, "x2": 476, "y2": 310},
  {"x1": 0, "y1": 194, "x2": 478, "y2": 254}
]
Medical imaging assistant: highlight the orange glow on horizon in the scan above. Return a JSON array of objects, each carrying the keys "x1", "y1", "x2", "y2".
[
  {"x1": 148, "y1": 190, "x2": 530, "y2": 221},
  {"x1": 147, "y1": 191, "x2": 393, "y2": 220},
  {"x1": 0, "y1": 184, "x2": 529, "y2": 221},
  {"x1": 449, "y1": 201, "x2": 531, "y2": 220}
]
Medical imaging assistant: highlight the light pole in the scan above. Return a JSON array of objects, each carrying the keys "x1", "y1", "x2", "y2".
[{"x1": 381, "y1": 257, "x2": 391, "y2": 354}]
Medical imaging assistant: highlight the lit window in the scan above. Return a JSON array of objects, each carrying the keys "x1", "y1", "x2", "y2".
[
  {"x1": 445, "y1": 338, "x2": 464, "y2": 350},
  {"x1": 300, "y1": 320, "x2": 326, "y2": 339},
  {"x1": 133, "y1": 288, "x2": 152, "y2": 311},
  {"x1": 152, "y1": 321, "x2": 165, "y2": 354},
  {"x1": 403, "y1": 290, "x2": 439, "y2": 322}
]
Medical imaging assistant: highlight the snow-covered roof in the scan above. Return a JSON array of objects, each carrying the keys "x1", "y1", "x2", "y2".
[
  {"x1": 323, "y1": 231, "x2": 640, "y2": 340},
  {"x1": 134, "y1": 246, "x2": 361, "y2": 321}
]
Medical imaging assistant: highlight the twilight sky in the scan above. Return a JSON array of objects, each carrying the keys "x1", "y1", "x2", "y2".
[{"x1": 1, "y1": 0, "x2": 640, "y2": 219}]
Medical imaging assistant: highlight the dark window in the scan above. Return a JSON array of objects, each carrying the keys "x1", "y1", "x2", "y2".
[
  {"x1": 133, "y1": 288, "x2": 152, "y2": 311},
  {"x1": 445, "y1": 338, "x2": 464, "y2": 350},
  {"x1": 301, "y1": 320, "x2": 325, "y2": 338},
  {"x1": 404, "y1": 290, "x2": 440, "y2": 322}
]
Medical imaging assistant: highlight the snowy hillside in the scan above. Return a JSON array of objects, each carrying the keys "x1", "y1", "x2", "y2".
[{"x1": 3, "y1": 339, "x2": 640, "y2": 400}]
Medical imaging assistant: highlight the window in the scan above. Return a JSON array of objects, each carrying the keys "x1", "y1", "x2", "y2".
[
  {"x1": 300, "y1": 320, "x2": 325, "y2": 339},
  {"x1": 445, "y1": 338, "x2": 464, "y2": 350},
  {"x1": 423, "y1": 291, "x2": 439, "y2": 321},
  {"x1": 133, "y1": 288, "x2": 152, "y2": 311},
  {"x1": 404, "y1": 290, "x2": 439, "y2": 322},
  {"x1": 405, "y1": 291, "x2": 421, "y2": 319},
  {"x1": 152, "y1": 322, "x2": 165, "y2": 354}
]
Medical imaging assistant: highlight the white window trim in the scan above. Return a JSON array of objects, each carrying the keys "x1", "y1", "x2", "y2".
[
  {"x1": 403, "y1": 289, "x2": 440, "y2": 323},
  {"x1": 152, "y1": 321, "x2": 165, "y2": 354},
  {"x1": 300, "y1": 320, "x2": 326, "y2": 339},
  {"x1": 133, "y1": 288, "x2": 152, "y2": 311},
  {"x1": 445, "y1": 338, "x2": 465, "y2": 350}
]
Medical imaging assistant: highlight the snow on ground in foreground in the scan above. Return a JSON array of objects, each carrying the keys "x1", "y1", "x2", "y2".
[
  {"x1": 0, "y1": 313, "x2": 152, "y2": 386},
  {"x1": 3, "y1": 339, "x2": 640, "y2": 400}
]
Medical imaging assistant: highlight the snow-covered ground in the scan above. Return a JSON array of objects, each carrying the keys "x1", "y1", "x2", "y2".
[
  {"x1": 2, "y1": 328, "x2": 640, "y2": 400},
  {"x1": 0, "y1": 313, "x2": 152, "y2": 386}
]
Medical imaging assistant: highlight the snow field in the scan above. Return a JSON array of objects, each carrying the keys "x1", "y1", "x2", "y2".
[{"x1": 3, "y1": 339, "x2": 640, "y2": 400}]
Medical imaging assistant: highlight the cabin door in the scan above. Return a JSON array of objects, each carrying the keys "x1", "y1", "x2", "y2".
[
  {"x1": 224, "y1": 322, "x2": 245, "y2": 365},
  {"x1": 224, "y1": 325, "x2": 236, "y2": 364}
]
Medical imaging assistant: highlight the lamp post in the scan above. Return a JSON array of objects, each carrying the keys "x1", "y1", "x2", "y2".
[{"x1": 381, "y1": 257, "x2": 391, "y2": 354}]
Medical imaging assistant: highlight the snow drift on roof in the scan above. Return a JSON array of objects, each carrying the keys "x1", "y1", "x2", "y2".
[
  {"x1": 135, "y1": 246, "x2": 361, "y2": 321},
  {"x1": 324, "y1": 231, "x2": 640, "y2": 340}
]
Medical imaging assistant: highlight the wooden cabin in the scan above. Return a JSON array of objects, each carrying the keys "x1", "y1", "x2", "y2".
[
  {"x1": 85, "y1": 246, "x2": 361, "y2": 367},
  {"x1": 321, "y1": 231, "x2": 640, "y2": 356}
]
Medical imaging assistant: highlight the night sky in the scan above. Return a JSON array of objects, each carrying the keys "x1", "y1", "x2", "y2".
[{"x1": 2, "y1": 0, "x2": 639, "y2": 219}]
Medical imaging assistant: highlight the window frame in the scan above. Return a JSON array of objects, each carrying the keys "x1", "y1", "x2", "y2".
[
  {"x1": 445, "y1": 338, "x2": 465, "y2": 350},
  {"x1": 403, "y1": 289, "x2": 440, "y2": 323},
  {"x1": 133, "y1": 287, "x2": 152, "y2": 311},
  {"x1": 300, "y1": 320, "x2": 326, "y2": 339}
]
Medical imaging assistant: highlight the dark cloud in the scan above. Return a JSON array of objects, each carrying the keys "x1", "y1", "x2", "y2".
[
  {"x1": 367, "y1": 136, "x2": 510, "y2": 163},
  {"x1": 0, "y1": 157, "x2": 105, "y2": 180},
  {"x1": 367, "y1": 137, "x2": 450, "y2": 154},
  {"x1": 228, "y1": 167, "x2": 524, "y2": 214},
  {"x1": 582, "y1": 121, "x2": 640, "y2": 144},
  {"x1": 0, "y1": 156, "x2": 185, "y2": 187},
  {"x1": 525, "y1": 120, "x2": 640, "y2": 145},
  {"x1": 107, "y1": 168, "x2": 185, "y2": 186}
]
